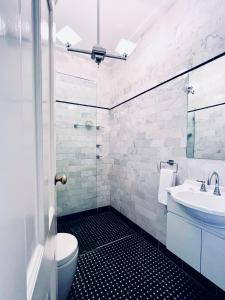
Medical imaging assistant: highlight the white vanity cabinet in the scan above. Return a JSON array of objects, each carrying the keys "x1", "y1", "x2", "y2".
[
  {"x1": 167, "y1": 212, "x2": 201, "y2": 271},
  {"x1": 167, "y1": 196, "x2": 225, "y2": 291},
  {"x1": 201, "y1": 231, "x2": 225, "y2": 290}
]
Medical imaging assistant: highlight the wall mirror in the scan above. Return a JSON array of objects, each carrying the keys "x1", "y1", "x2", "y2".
[{"x1": 186, "y1": 55, "x2": 225, "y2": 160}]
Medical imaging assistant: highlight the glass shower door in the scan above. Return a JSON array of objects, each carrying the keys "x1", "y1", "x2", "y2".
[{"x1": 55, "y1": 73, "x2": 97, "y2": 216}]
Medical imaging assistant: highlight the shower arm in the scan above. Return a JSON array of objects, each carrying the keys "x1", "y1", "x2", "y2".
[
  {"x1": 105, "y1": 53, "x2": 127, "y2": 60},
  {"x1": 67, "y1": 48, "x2": 92, "y2": 55},
  {"x1": 67, "y1": 47, "x2": 127, "y2": 60}
]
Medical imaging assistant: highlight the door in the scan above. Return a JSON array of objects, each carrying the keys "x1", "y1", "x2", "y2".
[
  {"x1": 30, "y1": 0, "x2": 57, "y2": 299},
  {"x1": 0, "y1": 0, "x2": 56, "y2": 299}
]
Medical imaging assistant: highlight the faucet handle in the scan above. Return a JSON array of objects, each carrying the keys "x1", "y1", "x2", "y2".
[{"x1": 197, "y1": 180, "x2": 207, "y2": 192}]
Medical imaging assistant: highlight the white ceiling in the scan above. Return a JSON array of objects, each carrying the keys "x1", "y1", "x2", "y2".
[{"x1": 55, "y1": 0, "x2": 174, "y2": 54}]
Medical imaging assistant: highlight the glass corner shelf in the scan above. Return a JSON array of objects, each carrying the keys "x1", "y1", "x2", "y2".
[{"x1": 74, "y1": 123, "x2": 103, "y2": 130}]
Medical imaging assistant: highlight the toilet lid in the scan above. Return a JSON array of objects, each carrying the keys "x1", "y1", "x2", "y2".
[{"x1": 56, "y1": 233, "x2": 78, "y2": 267}]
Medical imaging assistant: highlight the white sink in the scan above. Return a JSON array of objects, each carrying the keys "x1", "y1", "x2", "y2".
[{"x1": 167, "y1": 180, "x2": 225, "y2": 227}]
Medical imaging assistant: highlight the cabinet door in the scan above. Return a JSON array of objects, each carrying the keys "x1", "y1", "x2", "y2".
[
  {"x1": 202, "y1": 231, "x2": 225, "y2": 291},
  {"x1": 167, "y1": 212, "x2": 201, "y2": 271}
]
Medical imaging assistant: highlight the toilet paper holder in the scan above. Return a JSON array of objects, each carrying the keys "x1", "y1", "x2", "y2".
[{"x1": 159, "y1": 160, "x2": 178, "y2": 173}]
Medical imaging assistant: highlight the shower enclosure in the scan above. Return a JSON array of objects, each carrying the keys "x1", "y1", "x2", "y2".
[{"x1": 56, "y1": 72, "x2": 98, "y2": 216}]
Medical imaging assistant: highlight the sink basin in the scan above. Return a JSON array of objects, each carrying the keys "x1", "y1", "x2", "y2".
[{"x1": 167, "y1": 180, "x2": 225, "y2": 228}]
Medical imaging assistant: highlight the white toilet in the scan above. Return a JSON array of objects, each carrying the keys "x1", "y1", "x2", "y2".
[{"x1": 56, "y1": 233, "x2": 79, "y2": 300}]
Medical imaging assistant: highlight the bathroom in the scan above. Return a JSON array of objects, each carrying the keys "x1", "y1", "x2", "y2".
[{"x1": 1, "y1": 0, "x2": 225, "y2": 299}]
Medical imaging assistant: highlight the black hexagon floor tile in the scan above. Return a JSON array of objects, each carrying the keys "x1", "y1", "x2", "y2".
[
  {"x1": 68, "y1": 235, "x2": 208, "y2": 300},
  {"x1": 58, "y1": 211, "x2": 209, "y2": 300},
  {"x1": 57, "y1": 211, "x2": 134, "y2": 254}
]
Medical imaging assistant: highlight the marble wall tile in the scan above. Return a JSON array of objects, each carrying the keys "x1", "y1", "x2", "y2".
[
  {"x1": 55, "y1": 49, "x2": 97, "y2": 81},
  {"x1": 98, "y1": 0, "x2": 225, "y2": 108},
  {"x1": 98, "y1": 0, "x2": 225, "y2": 244},
  {"x1": 55, "y1": 72, "x2": 96, "y2": 105},
  {"x1": 55, "y1": 52, "x2": 111, "y2": 216},
  {"x1": 56, "y1": 103, "x2": 98, "y2": 216},
  {"x1": 96, "y1": 109, "x2": 112, "y2": 207},
  {"x1": 108, "y1": 72, "x2": 225, "y2": 244},
  {"x1": 108, "y1": 77, "x2": 189, "y2": 243},
  {"x1": 55, "y1": 1, "x2": 225, "y2": 244}
]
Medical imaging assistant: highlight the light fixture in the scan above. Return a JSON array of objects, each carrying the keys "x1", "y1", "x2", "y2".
[
  {"x1": 66, "y1": 0, "x2": 127, "y2": 66},
  {"x1": 115, "y1": 39, "x2": 136, "y2": 57},
  {"x1": 57, "y1": 25, "x2": 81, "y2": 46}
]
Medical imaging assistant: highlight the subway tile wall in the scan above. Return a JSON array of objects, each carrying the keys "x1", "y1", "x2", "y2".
[
  {"x1": 56, "y1": 102, "x2": 98, "y2": 216},
  {"x1": 55, "y1": 53, "x2": 111, "y2": 216},
  {"x1": 98, "y1": 0, "x2": 225, "y2": 244},
  {"x1": 109, "y1": 76, "x2": 188, "y2": 243},
  {"x1": 97, "y1": 0, "x2": 225, "y2": 108}
]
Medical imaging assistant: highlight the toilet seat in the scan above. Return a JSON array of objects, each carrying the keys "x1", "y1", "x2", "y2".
[{"x1": 56, "y1": 233, "x2": 78, "y2": 267}]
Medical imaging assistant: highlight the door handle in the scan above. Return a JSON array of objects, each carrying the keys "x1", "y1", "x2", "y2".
[{"x1": 55, "y1": 175, "x2": 67, "y2": 185}]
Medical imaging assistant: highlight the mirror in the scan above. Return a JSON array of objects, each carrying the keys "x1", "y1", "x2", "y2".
[{"x1": 186, "y1": 55, "x2": 225, "y2": 160}]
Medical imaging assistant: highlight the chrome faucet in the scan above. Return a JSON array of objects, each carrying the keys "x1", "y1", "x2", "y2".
[{"x1": 207, "y1": 171, "x2": 221, "y2": 196}]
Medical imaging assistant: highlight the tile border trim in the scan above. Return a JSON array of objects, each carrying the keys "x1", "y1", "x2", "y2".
[
  {"x1": 56, "y1": 100, "x2": 110, "y2": 110},
  {"x1": 56, "y1": 50, "x2": 225, "y2": 112}
]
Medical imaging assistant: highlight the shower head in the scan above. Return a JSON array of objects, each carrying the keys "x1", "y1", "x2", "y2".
[{"x1": 91, "y1": 44, "x2": 106, "y2": 65}]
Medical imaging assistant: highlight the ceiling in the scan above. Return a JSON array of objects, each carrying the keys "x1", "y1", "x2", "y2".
[{"x1": 55, "y1": 0, "x2": 174, "y2": 55}]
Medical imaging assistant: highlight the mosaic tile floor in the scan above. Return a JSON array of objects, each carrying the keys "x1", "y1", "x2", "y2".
[
  {"x1": 58, "y1": 211, "x2": 210, "y2": 300},
  {"x1": 57, "y1": 211, "x2": 134, "y2": 254}
]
